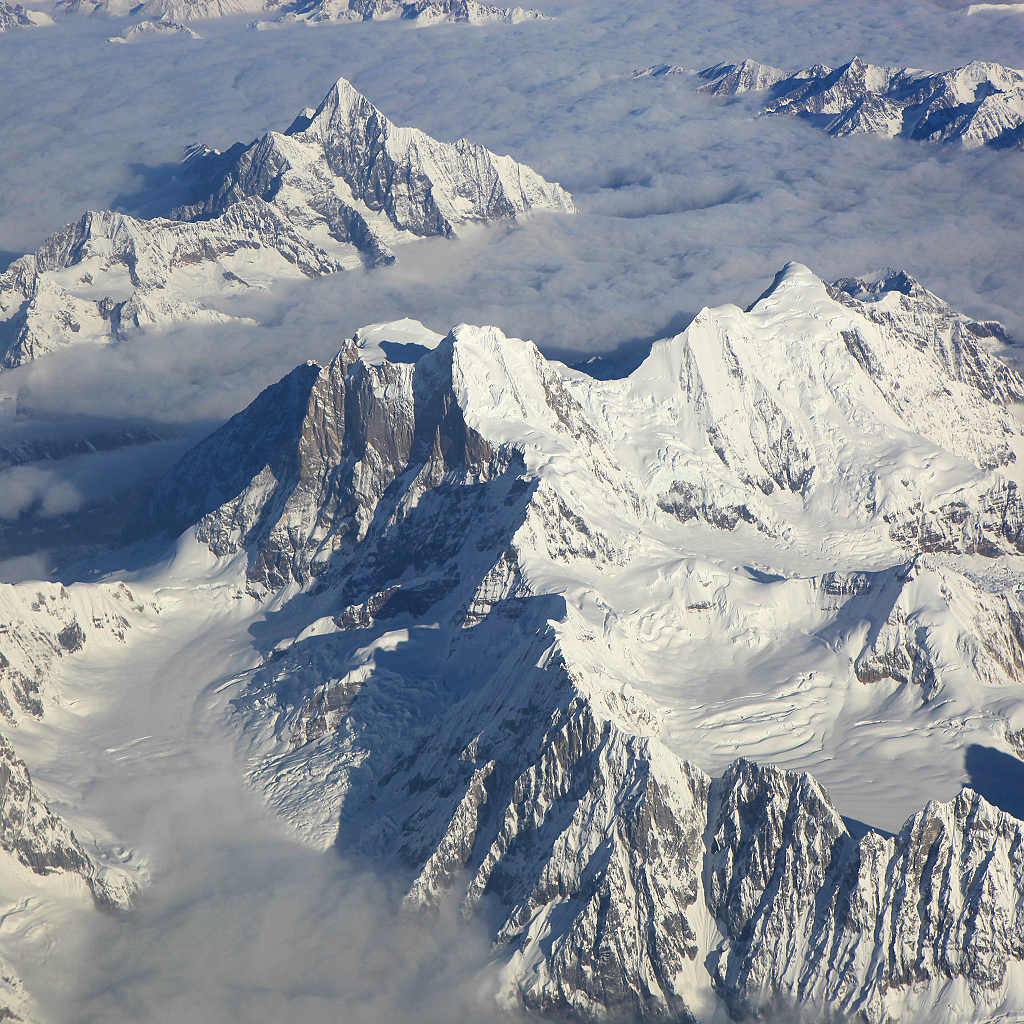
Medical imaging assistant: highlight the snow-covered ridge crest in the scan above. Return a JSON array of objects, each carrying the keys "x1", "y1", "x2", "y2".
[
  {"x1": 612, "y1": 261, "x2": 1024, "y2": 551},
  {"x1": 63, "y1": 0, "x2": 546, "y2": 28},
  {"x1": 0, "y1": 77, "x2": 573, "y2": 371},
  {"x1": 150, "y1": 263, "x2": 1024, "y2": 597},
  {"x1": 636, "y1": 55, "x2": 1024, "y2": 149}
]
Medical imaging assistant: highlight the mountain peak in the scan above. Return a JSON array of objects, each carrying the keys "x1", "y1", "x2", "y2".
[
  {"x1": 310, "y1": 75, "x2": 380, "y2": 124},
  {"x1": 832, "y1": 266, "x2": 924, "y2": 301},
  {"x1": 767, "y1": 259, "x2": 821, "y2": 286},
  {"x1": 329, "y1": 74, "x2": 372, "y2": 104},
  {"x1": 147, "y1": 262, "x2": 1024, "y2": 601},
  {"x1": 695, "y1": 57, "x2": 786, "y2": 95},
  {"x1": 744, "y1": 259, "x2": 827, "y2": 309},
  {"x1": 135, "y1": 269, "x2": 1024, "y2": 1024},
  {"x1": 0, "y1": 78, "x2": 572, "y2": 371}
]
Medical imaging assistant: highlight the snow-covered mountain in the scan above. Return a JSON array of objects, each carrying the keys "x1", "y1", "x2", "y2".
[
  {"x1": 636, "y1": 56, "x2": 1024, "y2": 149},
  {"x1": 80, "y1": 263, "x2": 1024, "y2": 1022},
  {"x1": 252, "y1": 0, "x2": 546, "y2": 27},
  {"x1": 0, "y1": 77, "x2": 573, "y2": 370},
  {"x1": 107, "y1": 18, "x2": 201, "y2": 40},
  {"x1": 0, "y1": 0, "x2": 52, "y2": 29},
  {"x1": 3, "y1": 264, "x2": 1024, "y2": 1020},
  {"x1": 63, "y1": 0, "x2": 545, "y2": 27}
]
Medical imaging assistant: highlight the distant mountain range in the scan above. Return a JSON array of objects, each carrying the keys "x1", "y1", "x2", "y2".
[
  {"x1": 63, "y1": 0, "x2": 546, "y2": 28},
  {"x1": 0, "y1": 0, "x2": 52, "y2": 29},
  {"x1": 636, "y1": 56, "x2": 1024, "y2": 149}
]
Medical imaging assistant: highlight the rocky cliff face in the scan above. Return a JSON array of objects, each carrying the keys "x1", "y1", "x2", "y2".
[
  {"x1": 637, "y1": 56, "x2": 1024, "y2": 149},
  {"x1": 707, "y1": 761, "x2": 1024, "y2": 1022},
  {"x1": 0, "y1": 734, "x2": 136, "y2": 910},
  {"x1": 151, "y1": 336, "x2": 519, "y2": 596},
  {"x1": 0, "y1": 78, "x2": 572, "y2": 370},
  {"x1": 140, "y1": 265, "x2": 1024, "y2": 1022}
]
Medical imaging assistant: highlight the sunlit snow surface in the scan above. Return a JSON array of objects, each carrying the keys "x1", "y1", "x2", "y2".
[{"x1": 2, "y1": 0, "x2": 1024, "y2": 1021}]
